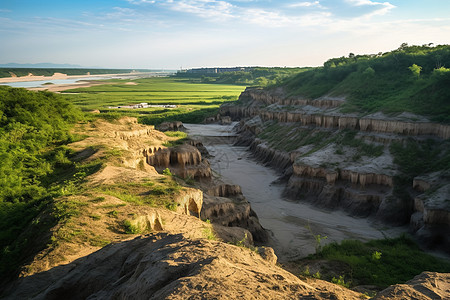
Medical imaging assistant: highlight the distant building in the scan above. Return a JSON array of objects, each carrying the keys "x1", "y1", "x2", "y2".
[
  {"x1": 133, "y1": 103, "x2": 149, "y2": 109},
  {"x1": 185, "y1": 67, "x2": 253, "y2": 74}
]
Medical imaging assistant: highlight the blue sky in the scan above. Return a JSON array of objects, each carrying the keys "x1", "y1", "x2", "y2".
[{"x1": 1, "y1": 0, "x2": 450, "y2": 69}]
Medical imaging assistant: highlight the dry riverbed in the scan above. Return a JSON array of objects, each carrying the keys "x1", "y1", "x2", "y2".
[{"x1": 186, "y1": 123, "x2": 407, "y2": 261}]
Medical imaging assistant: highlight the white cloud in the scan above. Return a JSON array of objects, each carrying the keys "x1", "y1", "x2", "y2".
[
  {"x1": 243, "y1": 8, "x2": 331, "y2": 28},
  {"x1": 345, "y1": 0, "x2": 395, "y2": 18},
  {"x1": 105, "y1": 7, "x2": 137, "y2": 19},
  {"x1": 288, "y1": 1, "x2": 322, "y2": 8},
  {"x1": 346, "y1": 0, "x2": 383, "y2": 6},
  {"x1": 165, "y1": 0, "x2": 235, "y2": 20},
  {"x1": 126, "y1": 0, "x2": 156, "y2": 4}
]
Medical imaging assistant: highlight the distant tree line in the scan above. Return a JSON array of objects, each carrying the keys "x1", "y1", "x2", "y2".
[{"x1": 175, "y1": 67, "x2": 312, "y2": 87}]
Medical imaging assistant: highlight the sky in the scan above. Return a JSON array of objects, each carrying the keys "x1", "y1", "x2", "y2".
[{"x1": 1, "y1": 0, "x2": 450, "y2": 69}]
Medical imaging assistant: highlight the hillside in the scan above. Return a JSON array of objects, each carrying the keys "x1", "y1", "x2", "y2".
[
  {"x1": 279, "y1": 44, "x2": 450, "y2": 123},
  {"x1": 219, "y1": 45, "x2": 450, "y2": 258}
]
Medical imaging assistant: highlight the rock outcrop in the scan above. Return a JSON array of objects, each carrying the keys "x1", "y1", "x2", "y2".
[
  {"x1": 201, "y1": 184, "x2": 268, "y2": 242},
  {"x1": 249, "y1": 138, "x2": 292, "y2": 174},
  {"x1": 411, "y1": 180, "x2": 450, "y2": 254},
  {"x1": 145, "y1": 144, "x2": 212, "y2": 180},
  {"x1": 221, "y1": 87, "x2": 450, "y2": 139},
  {"x1": 156, "y1": 121, "x2": 186, "y2": 132},
  {"x1": 373, "y1": 272, "x2": 450, "y2": 300},
  {"x1": 173, "y1": 188, "x2": 203, "y2": 217},
  {"x1": 4, "y1": 233, "x2": 365, "y2": 300}
]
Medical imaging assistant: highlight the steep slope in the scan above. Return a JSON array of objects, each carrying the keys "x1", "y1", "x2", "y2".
[
  {"x1": 219, "y1": 46, "x2": 450, "y2": 254},
  {"x1": 5, "y1": 233, "x2": 365, "y2": 300}
]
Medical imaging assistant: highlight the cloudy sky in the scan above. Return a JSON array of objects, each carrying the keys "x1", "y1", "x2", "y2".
[{"x1": 1, "y1": 0, "x2": 449, "y2": 69}]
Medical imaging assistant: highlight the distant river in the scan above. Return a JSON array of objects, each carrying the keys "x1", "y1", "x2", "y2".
[
  {"x1": 0, "y1": 77, "x2": 110, "y2": 88},
  {"x1": 185, "y1": 123, "x2": 407, "y2": 261},
  {"x1": 0, "y1": 72, "x2": 175, "y2": 88}
]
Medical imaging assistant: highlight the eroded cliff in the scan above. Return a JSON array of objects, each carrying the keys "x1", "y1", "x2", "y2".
[{"x1": 221, "y1": 87, "x2": 450, "y2": 252}]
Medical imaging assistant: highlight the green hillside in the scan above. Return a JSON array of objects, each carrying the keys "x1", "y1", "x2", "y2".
[
  {"x1": 279, "y1": 44, "x2": 450, "y2": 123},
  {"x1": 176, "y1": 67, "x2": 310, "y2": 86},
  {"x1": 0, "y1": 86, "x2": 82, "y2": 280}
]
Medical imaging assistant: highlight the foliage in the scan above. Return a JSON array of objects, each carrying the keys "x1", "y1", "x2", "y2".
[
  {"x1": 122, "y1": 220, "x2": 141, "y2": 234},
  {"x1": 331, "y1": 275, "x2": 350, "y2": 288},
  {"x1": 277, "y1": 44, "x2": 450, "y2": 122},
  {"x1": 306, "y1": 222, "x2": 328, "y2": 253},
  {"x1": 390, "y1": 138, "x2": 450, "y2": 199},
  {"x1": 164, "y1": 131, "x2": 188, "y2": 138},
  {"x1": 408, "y1": 64, "x2": 422, "y2": 79},
  {"x1": 202, "y1": 226, "x2": 216, "y2": 240},
  {"x1": 303, "y1": 235, "x2": 450, "y2": 288},
  {"x1": 162, "y1": 168, "x2": 173, "y2": 176},
  {"x1": 257, "y1": 122, "x2": 384, "y2": 157},
  {"x1": 175, "y1": 67, "x2": 311, "y2": 87},
  {"x1": 163, "y1": 131, "x2": 188, "y2": 147},
  {"x1": 97, "y1": 180, "x2": 181, "y2": 209},
  {"x1": 0, "y1": 86, "x2": 82, "y2": 281}
]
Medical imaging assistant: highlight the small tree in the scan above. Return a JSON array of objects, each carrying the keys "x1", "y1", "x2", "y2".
[
  {"x1": 409, "y1": 64, "x2": 422, "y2": 79},
  {"x1": 363, "y1": 66, "x2": 375, "y2": 77}
]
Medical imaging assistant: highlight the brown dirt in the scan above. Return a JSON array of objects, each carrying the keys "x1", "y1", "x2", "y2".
[{"x1": 7, "y1": 233, "x2": 366, "y2": 300}]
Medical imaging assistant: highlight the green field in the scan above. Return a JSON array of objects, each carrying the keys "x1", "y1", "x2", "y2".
[{"x1": 63, "y1": 77, "x2": 245, "y2": 125}]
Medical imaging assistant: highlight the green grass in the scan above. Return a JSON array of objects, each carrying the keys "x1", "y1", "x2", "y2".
[
  {"x1": 96, "y1": 179, "x2": 181, "y2": 210},
  {"x1": 299, "y1": 235, "x2": 450, "y2": 288},
  {"x1": 390, "y1": 138, "x2": 450, "y2": 201},
  {"x1": 63, "y1": 77, "x2": 245, "y2": 125},
  {"x1": 278, "y1": 44, "x2": 450, "y2": 122},
  {"x1": 163, "y1": 131, "x2": 188, "y2": 147},
  {"x1": 257, "y1": 122, "x2": 384, "y2": 157}
]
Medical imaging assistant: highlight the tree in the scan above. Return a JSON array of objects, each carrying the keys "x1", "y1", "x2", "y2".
[{"x1": 409, "y1": 64, "x2": 422, "y2": 79}]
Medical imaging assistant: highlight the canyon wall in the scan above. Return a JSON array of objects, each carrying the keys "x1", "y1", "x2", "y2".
[
  {"x1": 221, "y1": 88, "x2": 450, "y2": 139},
  {"x1": 223, "y1": 87, "x2": 450, "y2": 252}
]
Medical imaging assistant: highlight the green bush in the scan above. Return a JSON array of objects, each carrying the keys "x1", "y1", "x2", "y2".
[
  {"x1": 304, "y1": 235, "x2": 450, "y2": 288},
  {"x1": 0, "y1": 86, "x2": 82, "y2": 281}
]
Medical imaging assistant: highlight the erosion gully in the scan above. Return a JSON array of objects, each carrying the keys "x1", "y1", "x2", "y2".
[{"x1": 186, "y1": 123, "x2": 406, "y2": 262}]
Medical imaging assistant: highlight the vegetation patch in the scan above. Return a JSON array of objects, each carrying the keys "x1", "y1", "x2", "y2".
[
  {"x1": 97, "y1": 180, "x2": 182, "y2": 209},
  {"x1": 63, "y1": 77, "x2": 245, "y2": 125},
  {"x1": 0, "y1": 86, "x2": 82, "y2": 281},
  {"x1": 175, "y1": 67, "x2": 311, "y2": 87},
  {"x1": 277, "y1": 44, "x2": 450, "y2": 122},
  {"x1": 390, "y1": 138, "x2": 450, "y2": 200},
  {"x1": 257, "y1": 122, "x2": 384, "y2": 157},
  {"x1": 297, "y1": 235, "x2": 450, "y2": 289},
  {"x1": 163, "y1": 131, "x2": 188, "y2": 147}
]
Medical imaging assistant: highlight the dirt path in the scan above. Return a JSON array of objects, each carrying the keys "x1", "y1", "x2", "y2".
[{"x1": 186, "y1": 123, "x2": 407, "y2": 261}]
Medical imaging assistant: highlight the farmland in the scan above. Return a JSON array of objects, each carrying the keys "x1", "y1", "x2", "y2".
[{"x1": 63, "y1": 77, "x2": 245, "y2": 125}]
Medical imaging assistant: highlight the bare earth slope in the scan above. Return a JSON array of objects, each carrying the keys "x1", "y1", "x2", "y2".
[{"x1": 6, "y1": 233, "x2": 364, "y2": 300}]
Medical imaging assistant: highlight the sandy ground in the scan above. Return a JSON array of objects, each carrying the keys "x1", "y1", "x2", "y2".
[
  {"x1": 0, "y1": 72, "x2": 135, "y2": 83},
  {"x1": 29, "y1": 80, "x2": 114, "y2": 92},
  {"x1": 0, "y1": 72, "x2": 155, "y2": 92},
  {"x1": 186, "y1": 123, "x2": 407, "y2": 261}
]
